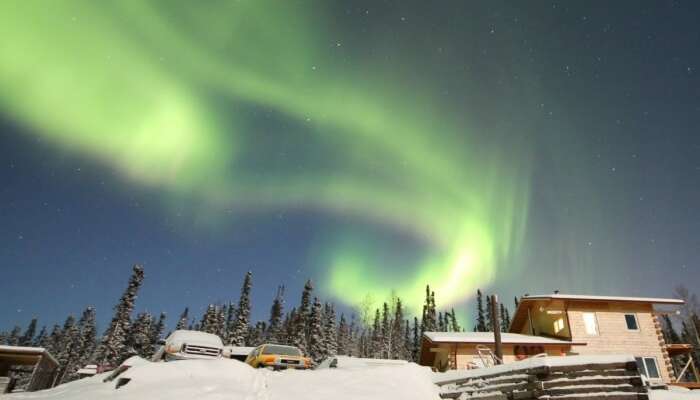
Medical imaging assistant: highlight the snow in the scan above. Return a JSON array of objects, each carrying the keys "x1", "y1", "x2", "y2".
[
  {"x1": 649, "y1": 386, "x2": 700, "y2": 399},
  {"x1": 424, "y1": 331, "x2": 586, "y2": 345},
  {"x1": 521, "y1": 293, "x2": 684, "y2": 305},
  {"x1": 6, "y1": 357, "x2": 440, "y2": 400}
]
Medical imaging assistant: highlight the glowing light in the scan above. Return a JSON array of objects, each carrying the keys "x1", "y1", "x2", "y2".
[{"x1": 0, "y1": 1, "x2": 532, "y2": 314}]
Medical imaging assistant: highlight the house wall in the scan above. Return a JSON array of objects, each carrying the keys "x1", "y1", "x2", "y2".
[
  {"x1": 566, "y1": 301, "x2": 673, "y2": 382},
  {"x1": 428, "y1": 343, "x2": 571, "y2": 370}
]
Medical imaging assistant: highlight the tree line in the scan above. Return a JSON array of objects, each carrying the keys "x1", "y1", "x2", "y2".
[
  {"x1": 659, "y1": 286, "x2": 700, "y2": 382},
  {"x1": 0, "y1": 264, "x2": 516, "y2": 388}
]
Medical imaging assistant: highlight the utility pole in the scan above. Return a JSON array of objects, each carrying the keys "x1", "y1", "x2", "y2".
[{"x1": 491, "y1": 294, "x2": 503, "y2": 364}]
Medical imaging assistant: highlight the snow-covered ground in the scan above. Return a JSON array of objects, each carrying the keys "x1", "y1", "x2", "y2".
[
  {"x1": 650, "y1": 386, "x2": 700, "y2": 400},
  {"x1": 6, "y1": 357, "x2": 440, "y2": 400}
]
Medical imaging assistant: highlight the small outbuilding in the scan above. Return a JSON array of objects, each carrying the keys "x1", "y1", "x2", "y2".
[
  {"x1": 419, "y1": 331, "x2": 585, "y2": 371},
  {"x1": 0, "y1": 345, "x2": 59, "y2": 393}
]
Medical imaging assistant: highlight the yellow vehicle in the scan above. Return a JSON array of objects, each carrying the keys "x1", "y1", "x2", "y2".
[{"x1": 245, "y1": 344, "x2": 312, "y2": 370}]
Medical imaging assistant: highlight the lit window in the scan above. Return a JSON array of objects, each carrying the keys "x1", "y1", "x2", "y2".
[
  {"x1": 582, "y1": 312, "x2": 598, "y2": 335},
  {"x1": 553, "y1": 318, "x2": 565, "y2": 333},
  {"x1": 625, "y1": 314, "x2": 639, "y2": 330}
]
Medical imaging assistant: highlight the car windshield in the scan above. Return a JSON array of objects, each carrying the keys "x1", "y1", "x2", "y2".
[{"x1": 262, "y1": 345, "x2": 301, "y2": 356}]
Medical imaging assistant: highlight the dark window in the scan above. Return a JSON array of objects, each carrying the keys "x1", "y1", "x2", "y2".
[
  {"x1": 644, "y1": 358, "x2": 660, "y2": 379},
  {"x1": 625, "y1": 314, "x2": 639, "y2": 330}
]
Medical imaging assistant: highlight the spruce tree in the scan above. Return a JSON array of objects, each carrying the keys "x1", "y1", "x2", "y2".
[
  {"x1": 230, "y1": 271, "x2": 252, "y2": 346},
  {"x1": 150, "y1": 312, "x2": 166, "y2": 354},
  {"x1": 268, "y1": 286, "x2": 285, "y2": 344},
  {"x1": 19, "y1": 318, "x2": 38, "y2": 346},
  {"x1": 175, "y1": 307, "x2": 189, "y2": 331},
  {"x1": 390, "y1": 298, "x2": 405, "y2": 359},
  {"x1": 438, "y1": 312, "x2": 445, "y2": 332},
  {"x1": 514, "y1": 296, "x2": 519, "y2": 309},
  {"x1": 7, "y1": 326, "x2": 21, "y2": 346},
  {"x1": 403, "y1": 319, "x2": 411, "y2": 361},
  {"x1": 412, "y1": 317, "x2": 420, "y2": 362},
  {"x1": 370, "y1": 308, "x2": 381, "y2": 358},
  {"x1": 450, "y1": 308, "x2": 461, "y2": 332},
  {"x1": 323, "y1": 303, "x2": 337, "y2": 357},
  {"x1": 337, "y1": 314, "x2": 349, "y2": 355},
  {"x1": 33, "y1": 326, "x2": 47, "y2": 347},
  {"x1": 0, "y1": 331, "x2": 8, "y2": 345},
  {"x1": 476, "y1": 289, "x2": 486, "y2": 332},
  {"x1": 46, "y1": 324, "x2": 62, "y2": 356},
  {"x1": 61, "y1": 307, "x2": 97, "y2": 383},
  {"x1": 128, "y1": 312, "x2": 154, "y2": 359},
  {"x1": 307, "y1": 297, "x2": 325, "y2": 362},
  {"x1": 381, "y1": 302, "x2": 390, "y2": 358},
  {"x1": 224, "y1": 303, "x2": 236, "y2": 341},
  {"x1": 94, "y1": 264, "x2": 145, "y2": 366},
  {"x1": 55, "y1": 315, "x2": 79, "y2": 384},
  {"x1": 485, "y1": 295, "x2": 493, "y2": 331},
  {"x1": 201, "y1": 304, "x2": 218, "y2": 335}
]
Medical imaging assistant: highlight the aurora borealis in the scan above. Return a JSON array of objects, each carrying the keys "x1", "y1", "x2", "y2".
[{"x1": 1, "y1": 1, "x2": 699, "y2": 327}]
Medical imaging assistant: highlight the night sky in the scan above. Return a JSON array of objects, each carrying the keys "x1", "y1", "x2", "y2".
[{"x1": 1, "y1": 1, "x2": 698, "y2": 331}]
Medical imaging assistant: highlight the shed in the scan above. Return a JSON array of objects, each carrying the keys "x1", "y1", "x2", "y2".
[{"x1": 0, "y1": 346, "x2": 59, "y2": 393}]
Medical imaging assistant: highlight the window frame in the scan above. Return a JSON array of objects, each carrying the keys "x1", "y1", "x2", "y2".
[
  {"x1": 635, "y1": 356, "x2": 660, "y2": 380},
  {"x1": 582, "y1": 312, "x2": 599, "y2": 336},
  {"x1": 624, "y1": 313, "x2": 640, "y2": 331}
]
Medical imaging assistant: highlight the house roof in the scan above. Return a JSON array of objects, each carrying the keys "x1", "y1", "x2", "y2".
[
  {"x1": 423, "y1": 331, "x2": 585, "y2": 346},
  {"x1": 509, "y1": 293, "x2": 684, "y2": 333},
  {"x1": 519, "y1": 294, "x2": 684, "y2": 305}
]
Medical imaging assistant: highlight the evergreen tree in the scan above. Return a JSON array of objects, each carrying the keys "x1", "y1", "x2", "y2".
[
  {"x1": 485, "y1": 295, "x2": 493, "y2": 331},
  {"x1": 230, "y1": 272, "x2": 252, "y2": 346},
  {"x1": 307, "y1": 297, "x2": 325, "y2": 362},
  {"x1": 247, "y1": 321, "x2": 267, "y2": 347},
  {"x1": 390, "y1": 298, "x2": 405, "y2": 359},
  {"x1": 450, "y1": 308, "x2": 461, "y2": 332},
  {"x1": 19, "y1": 318, "x2": 38, "y2": 346},
  {"x1": 0, "y1": 331, "x2": 8, "y2": 345},
  {"x1": 475, "y1": 289, "x2": 486, "y2": 332},
  {"x1": 499, "y1": 303, "x2": 511, "y2": 332},
  {"x1": 438, "y1": 312, "x2": 445, "y2": 332},
  {"x1": 323, "y1": 303, "x2": 337, "y2": 357},
  {"x1": 514, "y1": 296, "x2": 520, "y2": 309},
  {"x1": 33, "y1": 326, "x2": 47, "y2": 347},
  {"x1": 55, "y1": 315, "x2": 80, "y2": 384},
  {"x1": 337, "y1": 314, "x2": 349, "y2": 355},
  {"x1": 7, "y1": 326, "x2": 21, "y2": 346},
  {"x1": 201, "y1": 304, "x2": 220, "y2": 336},
  {"x1": 224, "y1": 302, "x2": 236, "y2": 341},
  {"x1": 370, "y1": 308, "x2": 381, "y2": 358},
  {"x1": 420, "y1": 285, "x2": 437, "y2": 334},
  {"x1": 94, "y1": 264, "x2": 145, "y2": 366},
  {"x1": 128, "y1": 312, "x2": 154, "y2": 359},
  {"x1": 150, "y1": 312, "x2": 166, "y2": 354},
  {"x1": 61, "y1": 307, "x2": 97, "y2": 383},
  {"x1": 412, "y1": 317, "x2": 420, "y2": 362},
  {"x1": 403, "y1": 319, "x2": 411, "y2": 361},
  {"x1": 45, "y1": 324, "x2": 62, "y2": 356},
  {"x1": 175, "y1": 307, "x2": 189, "y2": 330},
  {"x1": 381, "y1": 302, "x2": 391, "y2": 358},
  {"x1": 268, "y1": 286, "x2": 285, "y2": 344}
]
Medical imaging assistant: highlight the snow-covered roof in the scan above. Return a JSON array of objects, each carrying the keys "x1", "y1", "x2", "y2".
[
  {"x1": 0, "y1": 345, "x2": 58, "y2": 365},
  {"x1": 423, "y1": 332, "x2": 585, "y2": 345},
  {"x1": 520, "y1": 293, "x2": 684, "y2": 305}
]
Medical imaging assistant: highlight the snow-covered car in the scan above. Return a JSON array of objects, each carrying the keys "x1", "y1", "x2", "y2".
[
  {"x1": 245, "y1": 344, "x2": 311, "y2": 370},
  {"x1": 151, "y1": 330, "x2": 224, "y2": 361}
]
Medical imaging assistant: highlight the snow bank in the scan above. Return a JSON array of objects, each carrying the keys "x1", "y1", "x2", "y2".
[
  {"x1": 7, "y1": 358, "x2": 439, "y2": 400},
  {"x1": 266, "y1": 362, "x2": 439, "y2": 400},
  {"x1": 650, "y1": 386, "x2": 700, "y2": 399}
]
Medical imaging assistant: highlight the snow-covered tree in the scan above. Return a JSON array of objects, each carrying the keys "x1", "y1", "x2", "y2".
[
  {"x1": 485, "y1": 295, "x2": 493, "y2": 331},
  {"x1": 229, "y1": 271, "x2": 252, "y2": 346},
  {"x1": 475, "y1": 289, "x2": 486, "y2": 332},
  {"x1": 224, "y1": 302, "x2": 236, "y2": 342},
  {"x1": 370, "y1": 308, "x2": 381, "y2": 358},
  {"x1": 336, "y1": 314, "x2": 349, "y2": 355},
  {"x1": 55, "y1": 315, "x2": 79, "y2": 384},
  {"x1": 380, "y1": 302, "x2": 390, "y2": 358},
  {"x1": 128, "y1": 312, "x2": 154, "y2": 359},
  {"x1": 390, "y1": 298, "x2": 405, "y2": 359},
  {"x1": 412, "y1": 317, "x2": 420, "y2": 362},
  {"x1": 307, "y1": 297, "x2": 324, "y2": 362},
  {"x1": 246, "y1": 321, "x2": 267, "y2": 347},
  {"x1": 449, "y1": 308, "x2": 461, "y2": 332},
  {"x1": 201, "y1": 304, "x2": 219, "y2": 336},
  {"x1": 268, "y1": 286, "x2": 285, "y2": 344},
  {"x1": 19, "y1": 318, "x2": 37, "y2": 346},
  {"x1": 33, "y1": 326, "x2": 47, "y2": 347},
  {"x1": 323, "y1": 302, "x2": 337, "y2": 357},
  {"x1": 150, "y1": 312, "x2": 166, "y2": 354},
  {"x1": 7, "y1": 326, "x2": 21, "y2": 346},
  {"x1": 45, "y1": 324, "x2": 62, "y2": 356},
  {"x1": 175, "y1": 307, "x2": 189, "y2": 331},
  {"x1": 94, "y1": 264, "x2": 145, "y2": 366}
]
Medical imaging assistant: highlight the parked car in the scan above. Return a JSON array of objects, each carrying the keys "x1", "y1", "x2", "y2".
[
  {"x1": 151, "y1": 330, "x2": 223, "y2": 362},
  {"x1": 245, "y1": 344, "x2": 311, "y2": 370}
]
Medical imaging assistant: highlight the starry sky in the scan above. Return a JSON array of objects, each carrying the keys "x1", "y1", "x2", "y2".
[{"x1": 1, "y1": 1, "x2": 698, "y2": 331}]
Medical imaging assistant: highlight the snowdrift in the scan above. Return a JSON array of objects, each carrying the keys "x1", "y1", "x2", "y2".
[{"x1": 6, "y1": 357, "x2": 440, "y2": 400}]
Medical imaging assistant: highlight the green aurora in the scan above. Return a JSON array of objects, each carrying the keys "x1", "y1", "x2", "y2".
[{"x1": 0, "y1": 1, "x2": 531, "y2": 314}]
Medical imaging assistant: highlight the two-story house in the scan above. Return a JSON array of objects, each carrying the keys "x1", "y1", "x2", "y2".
[{"x1": 420, "y1": 293, "x2": 688, "y2": 384}]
